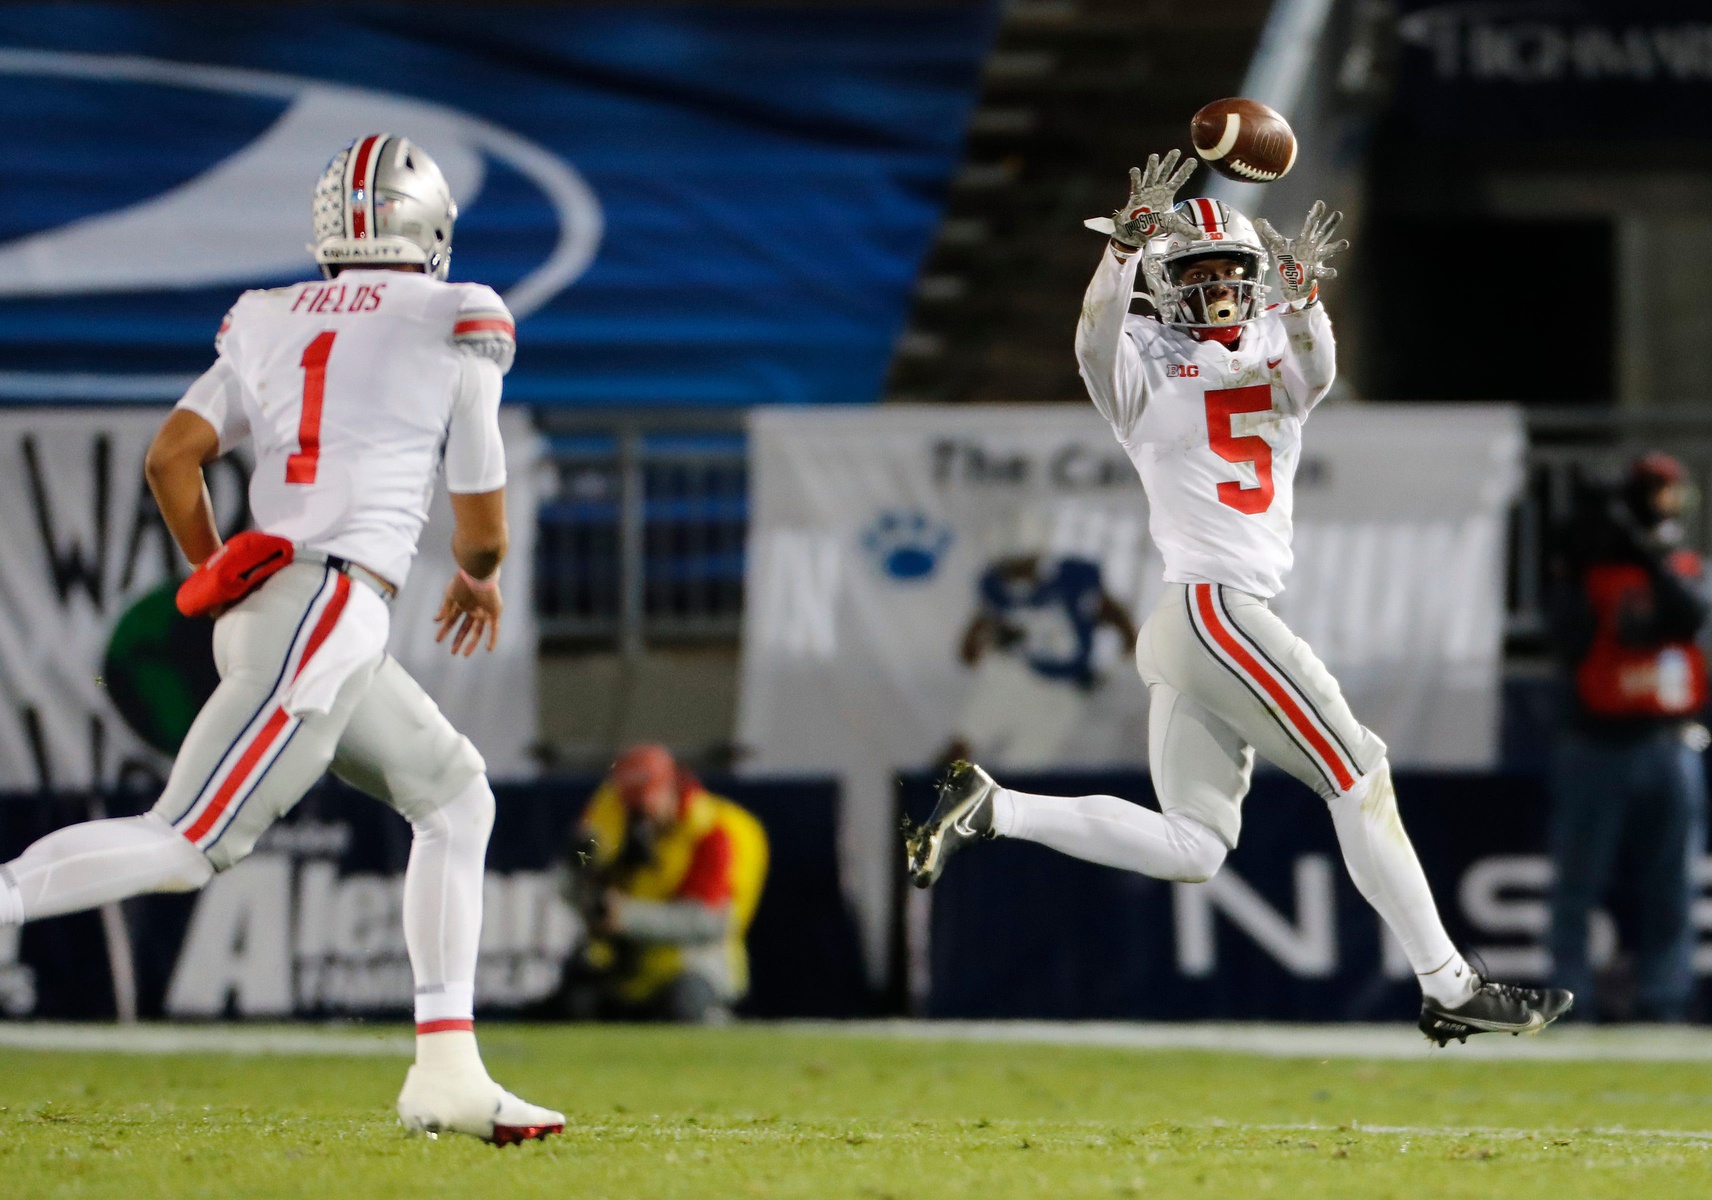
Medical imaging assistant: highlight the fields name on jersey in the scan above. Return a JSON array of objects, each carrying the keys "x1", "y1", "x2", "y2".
[
  {"x1": 290, "y1": 282, "x2": 388, "y2": 315},
  {"x1": 932, "y1": 438, "x2": 1137, "y2": 490}
]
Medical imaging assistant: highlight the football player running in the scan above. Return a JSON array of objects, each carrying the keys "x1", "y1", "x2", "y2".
[
  {"x1": 0, "y1": 136, "x2": 562, "y2": 1141},
  {"x1": 906, "y1": 151, "x2": 1573, "y2": 1044}
]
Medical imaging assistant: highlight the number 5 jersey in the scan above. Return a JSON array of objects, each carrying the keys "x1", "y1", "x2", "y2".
[
  {"x1": 175, "y1": 269, "x2": 515, "y2": 588},
  {"x1": 1075, "y1": 242, "x2": 1337, "y2": 599}
]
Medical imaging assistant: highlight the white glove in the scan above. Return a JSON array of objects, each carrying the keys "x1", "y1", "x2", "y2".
[
  {"x1": 1083, "y1": 151, "x2": 1199, "y2": 247},
  {"x1": 1254, "y1": 201, "x2": 1349, "y2": 307}
]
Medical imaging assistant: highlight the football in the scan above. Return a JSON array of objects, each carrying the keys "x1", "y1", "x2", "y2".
[{"x1": 1190, "y1": 97, "x2": 1297, "y2": 183}]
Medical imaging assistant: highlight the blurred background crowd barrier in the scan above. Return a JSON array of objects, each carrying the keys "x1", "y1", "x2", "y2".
[{"x1": 3, "y1": 0, "x2": 1712, "y2": 1021}]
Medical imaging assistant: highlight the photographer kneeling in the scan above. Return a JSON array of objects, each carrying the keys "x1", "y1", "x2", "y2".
[{"x1": 552, "y1": 745, "x2": 767, "y2": 1023}]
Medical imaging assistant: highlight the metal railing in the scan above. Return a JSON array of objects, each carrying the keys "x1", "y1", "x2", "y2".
[
  {"x1": 532, "y1": 405, "x2": 1712, "y2": 654},
  {"x1": 535, "y1": 410, "x2": 747, "y2": 649}
]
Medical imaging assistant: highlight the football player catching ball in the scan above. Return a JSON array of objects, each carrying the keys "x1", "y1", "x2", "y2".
[{"x1": 907, "y1": 151, "x2": 1573, "y2": 1045}]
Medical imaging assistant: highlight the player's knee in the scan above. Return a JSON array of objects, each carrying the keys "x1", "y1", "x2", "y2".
[
  {"x1": 394, "y1": 731, "x2": 486, "y2": 824},
  {"x1": 1335, "y1": 760, "x2": 1398, "y2": 820},
  {"x1": 1178, "y1": 840, "x2": 1227, "y2": 884},
  {"x1": 1165, "y1": 812, "x2": 1227, "y2": 883},
  {"x1": 447, "y1": 774, "x2": 495, "y2": 841},
  {"x1": 140, "y1": 814, "x2": 217, "y2": 888},
  {"x1": 414, "y1": 773, "x2": 494, "y2": 846}
]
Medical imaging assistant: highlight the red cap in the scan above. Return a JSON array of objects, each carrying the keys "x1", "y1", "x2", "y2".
[
  {"x1": 611, "y1": 743, "x2": 675, "y2": 810},
  {"x1": 1631, "y1": 452, "x2": 1686, "y2": 489}
]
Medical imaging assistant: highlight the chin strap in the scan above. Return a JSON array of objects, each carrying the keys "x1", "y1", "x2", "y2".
[{"x1": 1190, "y1": 325, "x2": 1243, "y2": 346}]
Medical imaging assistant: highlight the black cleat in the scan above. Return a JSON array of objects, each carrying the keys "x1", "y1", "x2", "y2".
[
  {"x1": 904, "y1": 760, "x2": 999, "y2": 888},
  {"x1": 1419, "y1": 978, "x2": 1574, "y2": 1046}
]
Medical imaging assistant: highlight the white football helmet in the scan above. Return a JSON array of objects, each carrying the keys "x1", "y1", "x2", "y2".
[
  {"x1": 1140, "y1": 198, "x2": 1269, "y2": 330},
  {"x1": 311, "y1": 135, "x2": 457, "y2": 280}
]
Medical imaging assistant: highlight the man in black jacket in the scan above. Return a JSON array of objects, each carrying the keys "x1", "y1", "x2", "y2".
[{"x1": 1548, "y1": 453, "x2": 1710, "y2": 1020}]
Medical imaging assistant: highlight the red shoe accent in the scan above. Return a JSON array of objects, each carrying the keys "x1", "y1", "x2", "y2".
[
  {"x1": 415, "y1": 1019, "x2": 475, "y2": 1035},
  {"x1": 491, "y1": 1122, "x2": 564, "y2": 1147}
]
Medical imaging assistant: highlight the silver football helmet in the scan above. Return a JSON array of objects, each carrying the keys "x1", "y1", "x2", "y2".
[
  {"x1": 1140, "y1": 198, "x2": 1269, "y2": 330},
  {"x1": 311, "y1": 134, "x2": 456, "y2": 280}
]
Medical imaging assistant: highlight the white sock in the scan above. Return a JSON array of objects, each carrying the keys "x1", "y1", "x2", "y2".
[
  {"x1": 1328, "y1": 764, "x2": 1474, "y2": 1006},
  {"x1": 413, "y1": 1029, "x2": 487, "y2": 1078},
  {"x1": 404, "y1": 776, "x2": 493, "y2": 1035},
  {"x1": 994, "y1": 787, "x2": 1227, "y2": 883},
  {"x1": 0, "y1": 814, "x2": 212, "y2": 922}
]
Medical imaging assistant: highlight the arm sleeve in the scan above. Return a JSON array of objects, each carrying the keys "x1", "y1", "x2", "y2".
[
  {"x1": 1074, "y1": 244, "x2": 1149, "y2": 435},
  {"x1": 1277, "y1": 304, "x2": 1337, "y2": 417},
  {"x1": 174, "y1": 357, "x2": 250, "y2": 454},
  {"x1": 443, "y1": 355, "x2": 507, "y2": 494},
  {"x1": 452, "y1": 284, "x2": 517, "y2": 376}
]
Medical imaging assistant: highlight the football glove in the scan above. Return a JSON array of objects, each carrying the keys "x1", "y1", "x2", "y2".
[
  {"x1": 1254, "y1": 201, "x2": 1349, "y2": 307},
  {"x1": 1084, "y1": 151, "x2": 1199, "y2": 247}
]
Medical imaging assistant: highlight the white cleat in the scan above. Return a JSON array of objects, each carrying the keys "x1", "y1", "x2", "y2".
[{"x1": 397, "y1": 1065, "x2": 565, "y2": 1146}]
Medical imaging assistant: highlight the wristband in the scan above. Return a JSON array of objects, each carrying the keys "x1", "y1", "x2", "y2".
[{"x1": 458, "y1": 566, "x2": 501, "y2": 593}]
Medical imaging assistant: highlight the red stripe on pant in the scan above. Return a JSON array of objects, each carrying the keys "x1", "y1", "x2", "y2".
[
  {"x1": 1193, "y1": 584, "x2": 1355, "y2": 792},
  {"x1": 180, "y1": 574, "x2": 353, "y2": 847},
  {"x1": 180, "y1": 707, "x2": 292, "y2": 844}
]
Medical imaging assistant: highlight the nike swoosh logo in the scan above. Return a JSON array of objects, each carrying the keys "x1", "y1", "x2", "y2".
[
  {"x1": 1448, "y1": 1011, "x2": 1547, "y2": 1034},
  {"x1": 1267, "y1": 356, "x2": 1283, "y2": 369}
]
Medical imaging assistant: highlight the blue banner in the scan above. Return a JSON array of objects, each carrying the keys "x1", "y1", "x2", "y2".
[
  {"x1": 0, "y1": 4, "x2": 994, "y2": 406},
  {"x1": 0, "y1": 776, "x2": 871, "y2": 1021},
  {"x1": 903, "y1": 770, "x2": 1712, "y2": 1022}
]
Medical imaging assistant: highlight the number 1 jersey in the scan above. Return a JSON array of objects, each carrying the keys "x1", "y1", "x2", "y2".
[
  {"x1": 1075, "y1": 244, "x2": 1337, "y2": 599},
  {"x1": 176, "y1": 269, "x2": 515, "y2": 588}
]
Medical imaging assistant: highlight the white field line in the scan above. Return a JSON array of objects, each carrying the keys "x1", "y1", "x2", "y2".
[
  {"x1": 0, "y1": 1023, "x2": 412, "y2": 1057},
  {"x1": 1243, "y1": 1120, "x2": 1712, "y2": 1147},
  {"x1": 787, "y1": 1019, "x2": 1712, "y2": 1062},
  {"x1": 8, "y1": 1019, "x2": 1712, "y2": 1066}
]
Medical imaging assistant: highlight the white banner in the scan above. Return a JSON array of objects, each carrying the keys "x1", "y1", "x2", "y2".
[
  {"x1": 0, "y1": 406, "x2": 539, "y2": 789},
  {"x1": 736, "y1": 403, "x2": 1524, "y2": 978}
]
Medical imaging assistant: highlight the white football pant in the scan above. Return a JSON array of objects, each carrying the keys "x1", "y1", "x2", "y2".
[{"x1": 993, "y1": 583, "x2": 1469, "y2": 1000}]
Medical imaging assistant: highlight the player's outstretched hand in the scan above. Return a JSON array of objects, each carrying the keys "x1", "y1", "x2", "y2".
[
  {"x1": 1084, "y1": 150, "x2": 1199, "y2": 246},
  {"x1": 435, "y1": 571, "x2": 503, "y2": 656},
  {"x1": 1254, "y1": 200, "x2": 1349, "y2": 307}
]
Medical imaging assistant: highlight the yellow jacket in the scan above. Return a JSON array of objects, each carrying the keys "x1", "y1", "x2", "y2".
[{"x1": 580, "y1": 780, "x2": 768, "y2": 1002}]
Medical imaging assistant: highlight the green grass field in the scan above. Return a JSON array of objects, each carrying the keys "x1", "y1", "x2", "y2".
[{"x1": 3, "y1": 1023, "x2": 1711, "y2": 1199}]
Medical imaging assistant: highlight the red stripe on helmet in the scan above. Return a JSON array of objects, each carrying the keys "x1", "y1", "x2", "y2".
[
  {"x1": 1194, "y1": 197, "x2": 1220, "y2": 233},
  {"x1": 349, "y1": 135, "x2": 381, "y2": 239}
]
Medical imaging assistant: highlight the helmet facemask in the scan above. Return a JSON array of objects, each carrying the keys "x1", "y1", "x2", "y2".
[
  {"x1": 1167, "y1": 250, "x2": 1265, "y2": 328},
  {"x1": 1139, "y1": 199, "x2": 1271, "y2": 334}
]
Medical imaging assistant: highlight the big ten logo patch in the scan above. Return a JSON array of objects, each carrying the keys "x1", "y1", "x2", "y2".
[
  {"x1": 164, "y1": 821, "x2": 579, "y2": 1017},
  {"x1": 1167, "y1": 364, "x2": 1199, "y2": 378}
]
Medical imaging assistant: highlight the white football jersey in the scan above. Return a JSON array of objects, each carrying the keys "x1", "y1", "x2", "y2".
[
  {"x1": 176, "y1": 269, "x2": 514, "y2": 587},
  {"x1": 1076, "y1": 245, "x2": 1337, "y2": 598}
]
